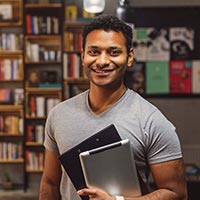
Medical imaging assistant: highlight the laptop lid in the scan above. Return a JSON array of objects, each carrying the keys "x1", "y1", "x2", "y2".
[
  {"x1": 59, "y1": 124, "x2": 121, "y2": 200},
  {"x1": 79, "y1": 139, "x2": 141, "y2": 197}
]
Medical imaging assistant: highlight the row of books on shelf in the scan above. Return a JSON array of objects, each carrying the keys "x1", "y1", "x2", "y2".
[
  {"x1": 26, "y1": 124, "x2": 44, "y2": 143},
  {"x1": 64, "y1": 32, "x2": 82, "y2": 51},
  {"x1": 0, "y1": 59, "x2": 23, "y2": 80},
  {"x1": 28, "y1": 96, "x2": 60, "y2": 117},
  {"x1": 26, "y1": 15, "x2": 59, "y2": 35},
  {"x1": 0, "y1": 115, "x2": 23, "y2": 135},
  {"x1": 126, "y1": 60, "x2": 200, "y2": 94},
  {"x1": 0, "y1": 88, "x2": 24, "y2": 105},
  {"x1": 0, "y1": 33, "x2": 23, "y2": 51},
  {"x1": 26, "y1": 42, "x2": 61, "y2": 62},
  {"x1": 63, "y1": 53, "x2": 82, "y2": 78},
  {"x1": 0, "y1": 142, "x2": 23, "y2": 160},
  {"x1": 26, "y1": 150, "x2": 44, "y2": 171},
  {"x1": 133, "y1": 27, "x2": 200, "y2": 61}
]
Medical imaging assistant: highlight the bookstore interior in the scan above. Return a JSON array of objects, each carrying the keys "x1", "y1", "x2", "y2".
[{"x1": 0, "y1": 0, "x2": 200, "y2": 199}]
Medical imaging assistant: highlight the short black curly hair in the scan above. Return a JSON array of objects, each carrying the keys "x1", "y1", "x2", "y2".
[{"x1": 82, "y1": 14, "x2": 133, "y2": 52}]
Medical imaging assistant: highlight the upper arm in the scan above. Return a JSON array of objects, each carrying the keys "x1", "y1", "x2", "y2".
[
  {"x1": 42, "y1": 149, "x2": 62, "y2": 186},
  {"x1": 150, "y1": 158, "x2": 187, "y2": 200}
]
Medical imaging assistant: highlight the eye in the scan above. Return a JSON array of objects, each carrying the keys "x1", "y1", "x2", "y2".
[
  {"x1": 88, "y1": 49, "x2": 99, "y2": 56},
  {"x1": 109, "y1": 49, "x2": 122, "y2": 56}
]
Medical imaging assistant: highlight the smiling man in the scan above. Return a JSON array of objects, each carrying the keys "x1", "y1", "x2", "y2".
[{"x1": 39, "y1": 15, "x2": 187, "y2": 200}]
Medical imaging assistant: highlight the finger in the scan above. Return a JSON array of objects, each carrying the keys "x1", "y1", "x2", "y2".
[{"x1": 77, "y1": 188, "x2": 97, "y2": 196}]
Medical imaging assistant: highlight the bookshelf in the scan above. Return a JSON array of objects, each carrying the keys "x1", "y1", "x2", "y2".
[
  {"x1": 1, "y1": 0, "x2": 200, "y2": 193},
  {"x1": 63, "y1": 21, "x2": 89, "y2": 99},
  {"x1": 0, "y1": 0, "x2": 24, "y2": 190},
  {"x1": 23, "y1": 0, "x2": 63, "y2": 182}
]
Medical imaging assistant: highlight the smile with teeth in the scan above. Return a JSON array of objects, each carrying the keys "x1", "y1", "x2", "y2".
[{"x1": 92, "y1": 69, "x2": 115, "y2": 73}]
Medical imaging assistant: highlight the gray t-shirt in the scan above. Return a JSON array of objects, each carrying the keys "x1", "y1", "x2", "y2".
[{"x1": 44, "y1": 89, "x2": 182, "y2": 200}]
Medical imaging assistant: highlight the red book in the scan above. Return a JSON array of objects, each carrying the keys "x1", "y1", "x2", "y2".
[
  {"x1": 170, "y1": 60, "x2": 192, "y2": 94},
  {"x1": 26, "y1": 14, "x2": 32, "y2": 34}
]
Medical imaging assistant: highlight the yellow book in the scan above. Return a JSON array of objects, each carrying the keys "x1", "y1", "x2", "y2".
[{"x1": 65, "y1": 5, "x2": 78, "y2": 21}]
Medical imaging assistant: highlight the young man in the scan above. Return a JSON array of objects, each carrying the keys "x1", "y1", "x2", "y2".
[{"x1": 39, "y1": 15, "x2": 187, "y2": 200}]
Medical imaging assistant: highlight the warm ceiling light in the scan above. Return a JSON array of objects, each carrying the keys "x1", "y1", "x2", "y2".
[{"x1": 83, "y1": 0, "x2": 105, "y2": 13}]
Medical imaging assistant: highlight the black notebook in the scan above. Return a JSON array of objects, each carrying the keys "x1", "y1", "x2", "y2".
[{"x1": 59, "y1": 124, "x2": 121, "y2": 200}]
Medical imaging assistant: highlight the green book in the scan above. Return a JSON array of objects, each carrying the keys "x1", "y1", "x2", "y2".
[{"x1": 146, "y1": 61, "x2": 169, "y2": 94}]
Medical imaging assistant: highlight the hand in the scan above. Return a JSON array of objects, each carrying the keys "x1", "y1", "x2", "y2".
[{"x1": 77, "y1": 187, "x2": 115, "y2": 200}]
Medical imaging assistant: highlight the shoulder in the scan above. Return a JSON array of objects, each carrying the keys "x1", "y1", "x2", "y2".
[
  {"x1": 126, "y1": 89, "x2": 174, "y2": 129},
  {"x1": 47, "y1": 90, "x2": 88, "y2": 119},
  {"x1": 126, "y1": 89, "x2": 158, "y2": 118}
]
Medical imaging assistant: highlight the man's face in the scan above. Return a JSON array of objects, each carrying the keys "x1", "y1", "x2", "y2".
[{"x1": 82, "y1": 30, "x2": 134, "y2": 89}]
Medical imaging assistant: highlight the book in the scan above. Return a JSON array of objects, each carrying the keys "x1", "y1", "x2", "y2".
[
  {"x1": 0, "y1": 4, "x2": 12, "y2": 21},
  {"x1": 147, "y1": 28, "x2": 170, "y2": 61},
  {"x1": 133, "y1": 28, "x2": 148, "y2": 62},
  {"x1": 192, "y1": 60, "x2": 200, "y2": 93},
  {"x1": 170, "y1": 60, "x2": 192, "y2": 94},
  {"x1": 146, "y1": 61, "x2": 169, "y2": 94},
  {"x1": 125, "y1": 62, "x2": 145, "y2": 94},
  {"x1": 14, "y1": 88, "x2": 24, "y2": 105},
  {"x1": 0, "y1": 89, "x2": 10, "y2": 103},
  {"x1": 170, "y1": 27, "x2": 194, "y2": 60},
  {"x1": 65, "y1": 5, "x2": 78, "y2": 21}
]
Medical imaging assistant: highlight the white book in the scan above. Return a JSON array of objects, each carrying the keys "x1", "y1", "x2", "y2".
[
  {"x1": 33, "y1": 16, "x2": 39, "y2": 35},
  {"x1": 0, "y1": 4, "x2": 13, "y2": 20},
  {"x1": 35, "y1": 125, "x2": 44, "y2": 143},
  {"x1": 31, "y1": 43, "x2": 40, "y2": 62},
  {"x1": 63, "y1": 53, "x2": 69, "y2": 79},
  {"x1": 46, "y1": 16, "x2": 51, "y2": 34},
  {"x1": 36, "y1": 96, "x2": 45, "y2": 117},
  {"x1": 10, "y1": 33, "x2": 16, "y2": 51},
  {"x1": 46, "y1": 98, "x2": 54, "y2": 114},
  {"x1": 4, "y1": 59, "x2": 11, "y2": 80},
  {"x1": 12, "y1": 60, "x2": 19, "y2": 80},
  {"x1": 192, "y1": 60, "x2": 200, "y2": 93},
  {"x1": 52, "y1": 17, "x2": 59, "y2": 34},
  {"x1": 147, "y1": 28, "x2": 170, "y2": 61}
]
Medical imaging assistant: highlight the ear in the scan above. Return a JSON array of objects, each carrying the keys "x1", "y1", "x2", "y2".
[{"x1": 127, "y1": 48, "x2": 134, "y2": 68}]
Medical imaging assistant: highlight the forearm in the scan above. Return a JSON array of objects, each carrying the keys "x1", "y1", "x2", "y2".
[
  {"x1": 125, "y1": 189, "x2": 185, "y2": 200},
  {"x1": 39, "y1": 177, "x2": 61, "y2": 200}
]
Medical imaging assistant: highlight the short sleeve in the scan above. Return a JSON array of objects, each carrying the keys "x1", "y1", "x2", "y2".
[
  {"x1": 144, "y1": 110, "x2": 182, "y2": 164},
  {"x1": 43, "y1": 109, "x2": 60, "y2": 154}
]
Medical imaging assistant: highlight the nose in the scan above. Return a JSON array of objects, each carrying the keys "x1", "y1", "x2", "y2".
[{"x1": 96, "y1": 52, "x2": 110, "y2": 68}]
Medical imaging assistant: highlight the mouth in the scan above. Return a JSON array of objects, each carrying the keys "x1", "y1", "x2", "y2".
[{"x1": 91, "y1": 68, "x2": 115, "y2": 74}]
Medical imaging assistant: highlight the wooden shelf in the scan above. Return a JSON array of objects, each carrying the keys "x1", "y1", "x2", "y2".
[
  {"x1": 0, "y1": 158, "x2": 24, "y2": 163},
  {"x1": 0, "y1": 105, "x2": 23, "y2": 112},
  {"x1": 26, "y1": 142, "x2": 43, "y2": 147},
  {"x1": 0, "y1": 50, "x2": 23, "y2": 55},
  {"x1": 0, "y1": 133, "x2": 23, "y2": 137},
  {"x1": 24, "y1": 3, "x2": 62, "y2": 9},
  {"x1": 25, "y1": 87, "x2": 62, "y2": 93}
]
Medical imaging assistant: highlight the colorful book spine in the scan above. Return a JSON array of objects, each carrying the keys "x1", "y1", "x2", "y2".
[{"x1": 170, "y1": 60, "x2": 192, "y2": 94}]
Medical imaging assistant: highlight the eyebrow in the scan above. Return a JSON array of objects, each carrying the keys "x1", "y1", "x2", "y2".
[{"x1": 87, "y1": 45, "x2": 122, "y2": 50}]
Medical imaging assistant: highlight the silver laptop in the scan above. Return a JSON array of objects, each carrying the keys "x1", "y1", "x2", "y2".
[{"x1": 79, "y1": 139, "x2": 141, "y2": 197}]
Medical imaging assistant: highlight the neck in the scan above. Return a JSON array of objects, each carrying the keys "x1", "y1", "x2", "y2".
[{"x1": 88, "y1": 84, "x2": 127, "y2": 114}]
